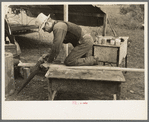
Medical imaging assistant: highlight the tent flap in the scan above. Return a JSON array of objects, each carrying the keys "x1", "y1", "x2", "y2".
[{"x1": 9, "y1": 5, "x2": 106, "y2": 26}]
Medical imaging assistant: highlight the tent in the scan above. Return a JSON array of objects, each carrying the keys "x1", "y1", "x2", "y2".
[{"x1": 9, "y1": 5, "x2": 107, "y2": 36}]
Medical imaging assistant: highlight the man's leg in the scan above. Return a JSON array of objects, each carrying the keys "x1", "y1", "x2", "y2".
[{"x1": 64, "y1": 34, "x2": 97, "y2": 66}]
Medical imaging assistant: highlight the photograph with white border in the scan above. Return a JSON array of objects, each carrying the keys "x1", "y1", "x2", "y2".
[{"x1": 1, "y1": 2, "x2": 148, "y2": 120}]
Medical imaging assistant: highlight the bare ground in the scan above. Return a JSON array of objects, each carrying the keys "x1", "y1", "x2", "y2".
[
  {"x1": 6, "y1": 27, "x2": 145, "y2": 101},
  {"x1": 5, "y1": 5, "x2": 145, "y2": 101}
]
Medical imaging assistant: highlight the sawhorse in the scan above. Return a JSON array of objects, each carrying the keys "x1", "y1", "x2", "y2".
[{"x1": 43, "y1": 64, "x2": 126, "y2": 100}]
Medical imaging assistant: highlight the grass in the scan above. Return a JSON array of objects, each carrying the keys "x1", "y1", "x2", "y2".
[{"x1": 101, "y1": 5, "x2": 145, "y2": 100}]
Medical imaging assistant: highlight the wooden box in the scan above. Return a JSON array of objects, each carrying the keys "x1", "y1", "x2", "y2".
[
  {"x1": 93, "y1": 37, "x2": 129, "y2": 66},
  {"x1": 5, "y1": 43, "x2": 17, "y2": 57}
]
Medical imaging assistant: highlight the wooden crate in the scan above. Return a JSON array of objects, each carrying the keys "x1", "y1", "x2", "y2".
[{"x1": 93, "y1": 37, "x2": 129, "y2": 66}]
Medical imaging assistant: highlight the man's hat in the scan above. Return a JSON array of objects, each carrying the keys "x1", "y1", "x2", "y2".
[{"x1": 35, "y1": 13, "x2": 51, "y2": 31}]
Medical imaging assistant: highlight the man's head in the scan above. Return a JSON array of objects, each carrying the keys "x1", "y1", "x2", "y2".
[
  {"x1": 42, "y1": 18, "x2": 55, "y2": 33},
  {"x1": 35, "y1": 13, "x2": 54, "y2": 33}
]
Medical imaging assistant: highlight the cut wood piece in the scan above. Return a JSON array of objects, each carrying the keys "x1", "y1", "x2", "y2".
[
  {"x1": 42, "y1": 63, "x2": 145, "y2": 72},
  {"x1": 18, "y1": 63, "x2": 144, "y2": 72},
  {"x1": 18, "y1": 62, "x2": 36, "y2": 67}
]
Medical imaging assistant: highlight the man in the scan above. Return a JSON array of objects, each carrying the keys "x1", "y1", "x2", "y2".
[
  {"x1": 36, "y1": 13, "x2": 99, "y2": 66},
  {"x1": 13, "y1": 13, "x2": 100, "y2": 96}
]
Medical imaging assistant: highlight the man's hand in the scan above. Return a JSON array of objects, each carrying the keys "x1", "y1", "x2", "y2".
[
  {"x1": 42, "y1": 54, "x2": 50, "y2": 62},
  {"x1": 38, "y1": 54, "x2": 50, "y2": 63}
]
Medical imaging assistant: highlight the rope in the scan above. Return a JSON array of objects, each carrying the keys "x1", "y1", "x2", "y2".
[{"x1": 107, "y1": 17, "x2": 117, "y2": 37}]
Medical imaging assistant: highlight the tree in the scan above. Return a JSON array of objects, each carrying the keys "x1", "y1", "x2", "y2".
[{"x1": 120, "y1": 5, "x2": 144, "y2": 23}]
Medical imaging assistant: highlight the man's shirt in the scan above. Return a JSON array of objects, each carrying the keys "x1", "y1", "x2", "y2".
[{"x1": 47, "y1": 21, "x2": 83, "y2": 63}]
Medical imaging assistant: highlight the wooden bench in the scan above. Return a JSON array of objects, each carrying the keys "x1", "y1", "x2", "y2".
[
  {"x1": 43, "y1": 64, "x2": 126, "y2": 100},
  {"x1": 18, "y1": 63, "x2": 144, "y2": 100}
]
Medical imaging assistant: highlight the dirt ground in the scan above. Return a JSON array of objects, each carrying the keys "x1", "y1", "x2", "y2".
[
  {"x1": 5, "y1": 27, "x2": 145, "y2": 101},
  {"x1": 5, "y1": 5, "x2": 145, "y2": 101}
]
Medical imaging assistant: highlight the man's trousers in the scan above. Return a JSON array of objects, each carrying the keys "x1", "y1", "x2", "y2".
[{"x1": 64, "y1": 34, "x2": 96, "y2": 66}]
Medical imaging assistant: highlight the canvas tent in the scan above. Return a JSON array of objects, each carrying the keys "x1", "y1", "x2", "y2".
[{"x1": 8, "y1": 5, "x2": 107, "y2": 36}]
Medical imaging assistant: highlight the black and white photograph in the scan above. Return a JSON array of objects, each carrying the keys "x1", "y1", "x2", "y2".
[{"x1": 1, "y1": 2, "x2": 148, "y2": 120}]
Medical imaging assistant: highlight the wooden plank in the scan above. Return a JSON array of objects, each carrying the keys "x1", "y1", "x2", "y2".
[
  {"x1": 42, "y1": 63, "x2": 145, "y2": 72},
  {"x1": 45, "y1": 68, "x2": 125, "y2": 82},
  {"x1": 18, "y1": 62, "x2": 36, "y2": 67},
  {"x1": 18, "y1": 63, "x2": 144, "y2": 72}
]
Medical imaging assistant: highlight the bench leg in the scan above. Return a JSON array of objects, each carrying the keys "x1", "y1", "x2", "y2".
[
  {"x1": 116, "y1": 83, "x2": 121, "y2": 100},
  {"x1": 113, "y1": 83, "x2": 121, "y2": 100},
  {"x1": 47, "y1": 79, "x2": 52, "y2": 100},
  {"x1": 113, "y1": 94, "x2": 117, "y2": 100},
  {"x1": 47, "y1": 79, "x2": 57, "y2": 100}
]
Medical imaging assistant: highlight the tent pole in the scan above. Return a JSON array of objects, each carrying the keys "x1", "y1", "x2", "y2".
[
  {"x1": 103, "y1": 14, "x2": 107, "y2": 36},
  {"x1": 64, "y1": 5, "x2": 68, "y2": 57}
]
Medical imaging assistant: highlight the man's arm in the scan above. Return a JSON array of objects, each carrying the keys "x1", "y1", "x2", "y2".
[{"x1": 47, "y1": 22, "x2": 67, "y2": 63}]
